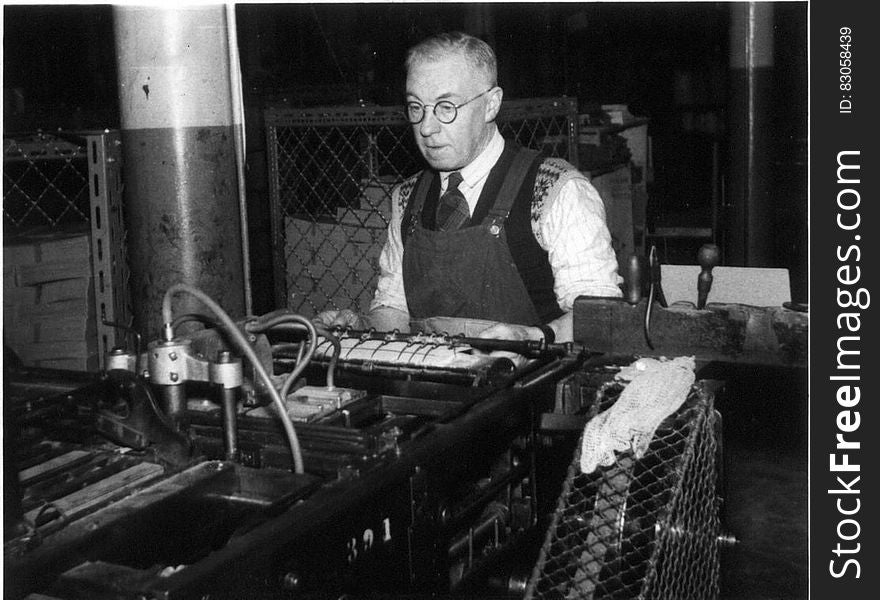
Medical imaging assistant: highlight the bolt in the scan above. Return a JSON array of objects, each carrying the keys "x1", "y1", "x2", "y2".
[
  {"x1": 169, "y1": 352, "x2": 178, "y2": 361},
  {"x1": 169, "y1": 372, "x2": 179, "y2": 382}
]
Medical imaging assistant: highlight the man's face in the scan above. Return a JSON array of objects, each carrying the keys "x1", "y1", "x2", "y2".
[{"x1": 405, "y1": 54, "x2": 500, "y2": 172}]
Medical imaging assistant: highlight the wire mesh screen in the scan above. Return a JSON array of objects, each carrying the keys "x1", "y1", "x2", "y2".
[
  {"x1": 265, "y1": 97, "x2": 578, "y2": 314},
  {"x1": 3, "y1": 132, "x2": 91, "y2": 233},
  {"x1": 525, "y1": 383, "x2": 721, "y2": 600}
]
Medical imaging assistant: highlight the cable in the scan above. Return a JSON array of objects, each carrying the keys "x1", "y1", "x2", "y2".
[
  {"x1": 313, "y1": 324, "x2": 340, "y2": 390},
  {"x1": 170, "y1": 312, "x2": 217, "y2": 331},
  {"x1": 161, "y1": 283, "x2": 304, "y2": 474},
  {"x1": 246, "y1": 317, "x2": 341, "y2": 391},
  {"x1": 248, "y1": 314, "x2": 318, "y2": 400}
]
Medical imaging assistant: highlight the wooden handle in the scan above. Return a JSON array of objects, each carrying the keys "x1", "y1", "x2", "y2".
[
  {"x1": 624, "y1": 254, "x2": 647, "y2": 305},
  {"x1": 697, "y1": 244, "x2": 720, "y2": 309}
]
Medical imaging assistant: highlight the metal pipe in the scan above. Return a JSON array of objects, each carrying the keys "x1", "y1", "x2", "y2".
[
  {"x1": 215, "y1": 350, "x2": 240, "y2": 462},
  {"x1": 224, "y1": 3, "x2": 253, "y2": 317},
  {"x1": 158, "y1": 384, "x2": 188, "y2": 432},
  {"x1": 447, "y1": 501, "x2": 510, "y2": 559},
  {"x1": 220, "y1": 386, "x2": 239, "y2": 461},
  {"x1": 113, "y1": 5, "x2": 246, "y2": 340},
  {"x1": 726, "y1": 2, "x2": 775, "y2": 266}
]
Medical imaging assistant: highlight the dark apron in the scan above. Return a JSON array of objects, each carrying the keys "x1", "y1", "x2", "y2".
[{"x1": 402, "y1": 148, "x2": 541, "y2": 329}]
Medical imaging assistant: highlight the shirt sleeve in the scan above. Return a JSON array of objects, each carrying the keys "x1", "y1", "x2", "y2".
[
  {"x1": 535, "y1": 174, "x2": 624, "y2": 311},
  {"x1": 370, "y1": 184, "x2": 410, "y2": 314}
]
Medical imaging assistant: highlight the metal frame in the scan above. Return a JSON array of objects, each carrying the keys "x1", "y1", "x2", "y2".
[{"x1": 85, "y1": 130, "x2": 133, "y2": 359}]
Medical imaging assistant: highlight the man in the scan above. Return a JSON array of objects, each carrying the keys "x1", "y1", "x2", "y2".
[{"x1": 317, "y1": 31, "x2": 621, "y2": 348}]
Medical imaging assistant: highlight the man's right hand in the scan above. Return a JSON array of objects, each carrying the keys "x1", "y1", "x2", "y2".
[{"x1": 312, "y1": 309, "x2": 364, "y2": 329}]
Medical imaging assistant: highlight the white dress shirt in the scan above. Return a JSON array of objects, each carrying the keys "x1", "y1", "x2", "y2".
[{"x1": 371, "y1": 128, "x2": 623, "y2": 316}]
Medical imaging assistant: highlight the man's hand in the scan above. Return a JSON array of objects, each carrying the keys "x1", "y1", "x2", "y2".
[
  {"x1": 475, "y1": 322, "x2": 543, "y2": 369},
  {"x1": 476, "y1": 322, "x2": 542, "y2": 343},
  {"x1": 312, "y1": 309, "x2": 364, "y2": 329},
  {"x1": 313, "y1": 306, "x2": 411, "y2": 333}
]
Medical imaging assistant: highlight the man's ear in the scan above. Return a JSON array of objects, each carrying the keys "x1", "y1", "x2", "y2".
[{"x1": 485, "y1": 86, "x2": 503, "y2": 122}]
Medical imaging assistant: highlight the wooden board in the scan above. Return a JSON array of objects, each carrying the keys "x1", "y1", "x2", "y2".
[
  {"x1": 24, "y1": 462, "x2": 165, "y2": 526},
  {"x1": 572, "y1": 297, "x2": 808, "y2": 367},
  {"x1": 18, "y1": 450, "x2": 93, "y2": 486},
  {"x1": 660, "y1": 265, "x2": 791, "y2": 307}
]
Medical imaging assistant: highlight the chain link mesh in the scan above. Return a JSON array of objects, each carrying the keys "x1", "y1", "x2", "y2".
[
  {"x1": 265, "y1": 97, "x2": 579, "y2": 315},
  {"x1": 3, "y1": 132, "x2": 91, "y2": 233},
  {"x1": 526, "y1": 382, "x2": 721, "y2": 600}
]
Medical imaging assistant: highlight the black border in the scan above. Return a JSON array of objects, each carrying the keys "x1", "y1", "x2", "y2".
[{"x1": 809, "y1": 0, "x2": 878, "y2": 596}]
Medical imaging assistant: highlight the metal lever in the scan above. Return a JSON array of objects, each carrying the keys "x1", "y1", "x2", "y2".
[
  {"x1": 649, "y1": 246, "x2": 667, "y2": 309},
  {"x1": 697, "y1": 243, "x2": 720, "y2": 309},
  {"x1": 644, "y1": 246, "x2": 666, "y2": 349}
]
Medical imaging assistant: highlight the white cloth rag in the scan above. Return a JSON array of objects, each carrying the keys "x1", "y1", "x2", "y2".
[{"x1": 579, "y1": 356, "x2": 696, "y2": 474}]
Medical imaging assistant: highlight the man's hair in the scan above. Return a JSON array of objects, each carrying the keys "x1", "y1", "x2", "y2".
[{"x1": 405, "y1": 31, "x2": 498, "y2": 86}]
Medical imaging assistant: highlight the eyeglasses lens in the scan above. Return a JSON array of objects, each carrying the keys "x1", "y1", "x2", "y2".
[
  {"x1": 406, "y1": 102, "x2": 460, "y2": 124},
  {"x1": 435, "y1": 102, "x2": 456, "y2": 124}
]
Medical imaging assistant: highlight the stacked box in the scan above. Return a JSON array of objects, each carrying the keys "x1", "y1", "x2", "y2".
[{"x1": 3, "y1": 228, "x2": 99, "y2": 371}]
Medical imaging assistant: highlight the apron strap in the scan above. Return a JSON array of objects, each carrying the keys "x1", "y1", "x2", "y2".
[
  {"x1": 402, "y1": 171, "x2": 436, "y2": 244},
  {"x1": 483, "y1": 147, "x2": 542, "y2": 224}
]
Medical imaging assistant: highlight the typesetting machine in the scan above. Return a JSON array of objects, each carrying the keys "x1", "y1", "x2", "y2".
[{"x1": 4, "y1": 280, "x2": 807, "y2": 600}]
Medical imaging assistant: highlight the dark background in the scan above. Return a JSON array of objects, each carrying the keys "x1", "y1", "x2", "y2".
[{"x1": 3, "y1": 2, "x2": 808, "y2": 308}]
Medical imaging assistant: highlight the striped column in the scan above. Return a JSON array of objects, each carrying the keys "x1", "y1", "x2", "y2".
[{"x1": 113, "y1": 5, "x2": 246, "y2": 339}]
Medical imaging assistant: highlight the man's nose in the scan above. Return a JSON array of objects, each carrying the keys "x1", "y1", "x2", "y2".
[{"x1": 418, "y1": 110, "x2": 441, "y2": 136}]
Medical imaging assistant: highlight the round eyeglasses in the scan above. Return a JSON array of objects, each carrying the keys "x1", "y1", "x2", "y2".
[{"x1": 405, "y1": 88, "x2": 494, "y2": 125}]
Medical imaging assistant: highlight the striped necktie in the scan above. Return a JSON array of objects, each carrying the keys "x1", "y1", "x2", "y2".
[{"x1": 435, "y1": 171, "x2": 470, "y2": 231}]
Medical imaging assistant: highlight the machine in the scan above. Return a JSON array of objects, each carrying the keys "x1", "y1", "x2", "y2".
[
  {"x1": 4, "y1": 283, "x2": 586, "y2": 599},
  {"x1": 4, "y1": 280, "x2": 807, "y2": 600}
]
